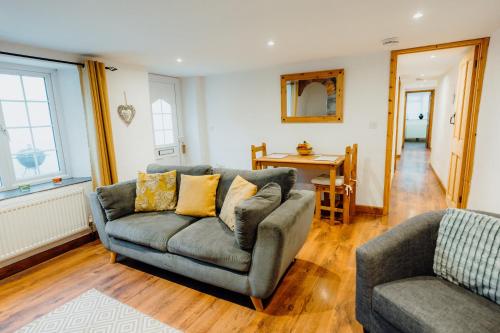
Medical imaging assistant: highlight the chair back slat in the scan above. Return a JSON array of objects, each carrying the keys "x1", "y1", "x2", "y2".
[
  {"x1": 343, "y1": 146, "x2": 352, "y2": 185},
  {"x1": 351, "y1": 143, "x2": 358, "y2": 181},
  {"x1": 251, "y1": 142, "x2": 267, "y2": 170}
]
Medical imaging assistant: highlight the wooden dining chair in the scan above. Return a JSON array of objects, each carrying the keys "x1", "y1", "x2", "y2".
[
  {"x1": 312, "y1": 144, "x2": 356, "y2": 224},
  {"x1": 350, "y1": 143, "x2": 358, "y2": 215},
  {"x1": 251, "y1": 143, "x2": 267, "y2": 170}
]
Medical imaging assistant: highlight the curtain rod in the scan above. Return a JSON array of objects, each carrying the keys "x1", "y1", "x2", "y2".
[{"x1": 0, "y1": 50, "x2": 85, "y2": 67}]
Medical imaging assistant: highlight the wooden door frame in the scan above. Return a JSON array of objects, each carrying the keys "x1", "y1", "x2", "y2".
[
  {"x1": 382, "y1": 37, "x2": 490, "y2": 215},
  {"x1": 393, "y1": 77, "x2": 402, "y2": 173},
  {"x1": 401, "y1": 89, "x2": 435, "y2": 148}
]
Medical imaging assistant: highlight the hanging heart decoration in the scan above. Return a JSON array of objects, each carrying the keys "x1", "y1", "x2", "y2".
[{"x1": 117, "y1": 92, "x2": 135, "y2": 126}]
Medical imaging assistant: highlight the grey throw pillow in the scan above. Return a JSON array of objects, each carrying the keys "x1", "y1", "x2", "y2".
[
  {"x1": 96, "y1": 180, "x2": 136, "y2": 221},
  {"x1": 433, "y1": 208, "x2": 500, "y2": 305},
  {"x1": 213, "y1": 167, "x2": 296, "y2": 212},
  {"x1": 234, "y1": 182, "x2": 282, "y2": 250}
]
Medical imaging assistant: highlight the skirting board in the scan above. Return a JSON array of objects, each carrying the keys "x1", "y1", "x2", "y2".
[
  {"x1": 0, "y1": 232, "x2": 96, "y2": 280},
  {"x1": 429, "y1": 163, "x2": 446, "y2": 195},
  {"x1": 356, "y1": 205, "x2": 384, "y2": 215}
]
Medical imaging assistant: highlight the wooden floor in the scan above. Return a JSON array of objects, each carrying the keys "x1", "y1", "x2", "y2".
[{"x1": 0, "y1": 143, "x2": 446, "y2": 333}]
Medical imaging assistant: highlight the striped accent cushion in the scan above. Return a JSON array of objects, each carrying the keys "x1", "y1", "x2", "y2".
[{"x1": 433, "y1": 209, "x2": 500, "y2": 304}]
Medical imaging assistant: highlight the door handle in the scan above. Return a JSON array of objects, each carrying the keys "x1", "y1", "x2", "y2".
[{"x1": 450, "y1": 113, "x2": 456, "y2": 125}]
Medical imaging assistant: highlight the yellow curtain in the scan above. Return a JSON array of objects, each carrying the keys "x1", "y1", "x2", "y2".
[{"x1": 86, "y1": 60, "x2": 118, "y2": 186}]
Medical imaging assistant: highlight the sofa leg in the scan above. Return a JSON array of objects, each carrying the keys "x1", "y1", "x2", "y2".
[
  {"x1": 109, "y1": 251, "x2": 117, "y2": 264},
  {"x1": 250, "y1": 296, "x2": 264, "y2": 311}
]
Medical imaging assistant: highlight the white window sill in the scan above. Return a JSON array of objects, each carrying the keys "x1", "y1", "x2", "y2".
[{"x1": 0, "y1": 177, "x2": 92, "y2": 201}]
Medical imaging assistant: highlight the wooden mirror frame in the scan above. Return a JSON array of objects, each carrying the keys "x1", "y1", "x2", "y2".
[{"x1": 280, "y1": 69, "x2": 344, "y2": 123}]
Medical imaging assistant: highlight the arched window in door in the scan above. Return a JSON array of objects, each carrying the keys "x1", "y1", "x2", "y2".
[{"x1": 151, "y1": 99, "x2": 174, "y2": 147}]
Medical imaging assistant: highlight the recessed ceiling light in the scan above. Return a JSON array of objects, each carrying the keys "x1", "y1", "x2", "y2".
[
  {"x1": 176, "y1": 58, "x2": 183, "y2": 63},
  {"x1": 267, "y1": 40, "x2": 275, "y2": 47},
  {"x1": 430, "y1": 55, "x2": 436, "y2": 59},
  {"x1": 413, "y1": 11, "x2": 423, "y2": 19}
]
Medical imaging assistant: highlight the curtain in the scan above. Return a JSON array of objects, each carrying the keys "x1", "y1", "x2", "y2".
[{"x1": 85, "y1": 60, "x2": 118, "y2": 186}]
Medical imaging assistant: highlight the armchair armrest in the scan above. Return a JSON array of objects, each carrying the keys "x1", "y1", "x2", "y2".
[
  {"x1": 355, "y1": 210, "x2": 445, "y2": 330},
  {"x1": 249, "y1": 189, "x2": 315, "y2": 298},
  {"x1": 88, "y1": 192, "x2": 111, "y2": 249}
]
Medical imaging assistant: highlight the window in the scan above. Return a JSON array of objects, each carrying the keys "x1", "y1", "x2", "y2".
[
  {"x1": 0, "y1": 65, "x2": 65, "y2": 190},
  {"x1": 151, "y1": 99, "x2": 175, "y2": 146}
]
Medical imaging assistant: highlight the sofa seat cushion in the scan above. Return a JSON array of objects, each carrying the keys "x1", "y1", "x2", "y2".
[
  {"x1": 167, "y1": 217, "x2": 252, "y2": 272},
  {"x1": 373, "y1": 276, "x2": 500, "y2": 333},
  {"x1": 105, "y1": 211, "x2": 198, "y2": 252}
]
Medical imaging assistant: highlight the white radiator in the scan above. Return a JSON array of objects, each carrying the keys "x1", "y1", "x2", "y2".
[{"x1": 0, "y1": 185, "x2": 91, "y2": 263}]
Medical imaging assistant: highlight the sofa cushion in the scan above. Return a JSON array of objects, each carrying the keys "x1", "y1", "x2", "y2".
[
  {"x1": 175, "y1": 174, "x2": 221, "y2": 217},
  {"x1": 105, "y1": 211, "x2": 198, "y2": 252},
  {"x1": 373, "y1": 276, "x2": 500, "y2": 333},
  {"x1": 213, "y1": 167, "x2": 297, "y2": 211},
  {"x1": 220, "y1": 175, "x2": 257, "y2": 231},
  {"x1": 96, "y1": 180, "x2": 136, "y2": 221},
  {"x1": 433, "y1": 208, "x2": 500, "y2": 305},
  {"x1": 135, "y1": 170, "x2": 177, "y2": 212},
  {"x1": 167, "y1": 217, "x2": 252, "y2": 272},
  {"x1": 146, "y1": 164, "x2": 213, "y2": 194},
  {"x1": 234, "y1": 182, "x2": 282, "y2": 250}
]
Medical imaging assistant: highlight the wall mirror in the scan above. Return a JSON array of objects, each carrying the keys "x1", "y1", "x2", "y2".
[{"x1": 281, "y1": 69, "x2": 344, "y2": 123}]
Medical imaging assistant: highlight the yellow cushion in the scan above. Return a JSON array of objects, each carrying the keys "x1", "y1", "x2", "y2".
[
  {"x1": 135, "y1": 170, "x2": 177, "y2": 212},
  {"x1": 175, "y1": 174, "x2": 221, "y2": 217},
  {"x1": 219, "y1": 176, "x2": 257, "y2": 230}
]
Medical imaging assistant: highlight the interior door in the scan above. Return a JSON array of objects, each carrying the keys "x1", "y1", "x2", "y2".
[
  {"x1": 148, "y1": 74, "x2": 184, "y2": 166},
  {"x1": 446, "y1": 49, "x2": 475, "y2": 207}
]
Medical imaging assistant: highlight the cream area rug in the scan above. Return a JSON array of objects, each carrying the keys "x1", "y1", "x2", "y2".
[{"x1": 16, "y1": 289, "x2": 181, "y2": 333}]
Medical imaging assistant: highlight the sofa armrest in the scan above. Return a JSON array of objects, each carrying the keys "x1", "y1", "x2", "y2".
[
  {"x1": 88, "y1": 192, "x2": 111, "y2": 249},
  {"x1": 249, "y1": 189, "x2": 315, "y2": 298},
  {"x1": 355, "y1": 210, "x2": 445, "y2": 330}
]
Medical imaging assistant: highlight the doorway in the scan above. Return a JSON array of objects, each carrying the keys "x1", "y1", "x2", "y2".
[
  {"x1": 402, "y1": 90, "x2": 435, "y2": 149},
  {"x1": 148, "y1": 74, "x2": 184, "y2": 166},
  {"x1": 383, "y1": 38, "x2": 490, "y2": 214}
]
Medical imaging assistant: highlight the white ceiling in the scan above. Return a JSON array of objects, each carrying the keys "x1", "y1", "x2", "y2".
[
  {"x1": 398, "y1": 46, "x2": 473, "y2": 89},
  {"x1": 398, "y1": 47, "x2": 472, "y2": 78},
  {"x1": 0, "y1": 0, "x2": 499, "y2": 76}
]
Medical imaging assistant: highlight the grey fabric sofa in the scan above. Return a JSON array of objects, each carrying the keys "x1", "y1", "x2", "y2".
[
  {"x1": 89, "y1": 164, "x2": 315, "y2": 311},
  {"x1": 356, "y1": 210, "x2": 500, "y2": 333}
]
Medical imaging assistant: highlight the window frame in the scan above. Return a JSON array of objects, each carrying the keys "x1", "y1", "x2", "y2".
[{"x1": 0, "y1": 63, "x2": 68, "y2": 191}]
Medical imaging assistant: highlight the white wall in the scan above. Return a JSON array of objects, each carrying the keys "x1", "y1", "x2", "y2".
[
  {"x1": 468, "y1": 29, "x2": 500, "y2": 213},
  {"x1": 105, "y1": 64, "x2": 157, "y2": 181},
  {"x1": 429, "y1": 66, "x2": 458, "y2": 187},
  {"x1": 181, "y1": 77, "x2": 209, "y2": 165},
  {"x1": 202, "y1": 53, "x2": 390, "y2": 207}
]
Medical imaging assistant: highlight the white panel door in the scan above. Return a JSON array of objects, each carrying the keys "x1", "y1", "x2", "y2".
[
  {"x1": 446, "y1": 49, "x2": 475, "y2": 207},
  {"x1": 148, "y1": 74, "x2": 184, "y2": 166}
]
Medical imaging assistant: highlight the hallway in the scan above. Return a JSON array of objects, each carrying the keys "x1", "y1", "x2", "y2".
[{"x1": 389, "y1": 142, "x2": 447, "y2": 223}]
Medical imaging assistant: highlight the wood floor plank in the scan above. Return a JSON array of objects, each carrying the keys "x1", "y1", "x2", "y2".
[{"x1": 0, "y1": 143, "x2": 446, "y2": 332}]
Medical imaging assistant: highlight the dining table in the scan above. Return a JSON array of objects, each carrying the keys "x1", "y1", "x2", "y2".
[{"x1": 254, "y1": 153, "x2": 345, "y2": 223}]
